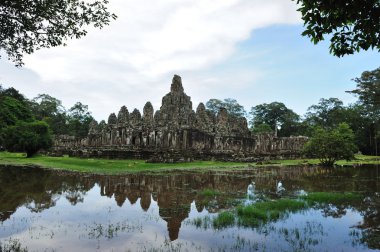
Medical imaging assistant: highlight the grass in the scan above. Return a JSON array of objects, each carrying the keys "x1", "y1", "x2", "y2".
[
  {"x1": 0, "y1": 152, "x2": 379, "y2": 175},
  {"x1": 0, "y1": 152, "x2": 248, "y2": 175},
  {"x1": 236, "y1": 199, "x2": 307, "y2": 227},
  {"x1": 212, "y1": 211, "x2": 235, "y2": 229},
  {"x1": 302, "y1": 192, "x2": 362, "y2": 205},
  {"x1": 188, "y1": 191, "x2": 364, "y2": 230},
  {"x1": 198, "y1": 188, "x2": 220, "y2": 197}
]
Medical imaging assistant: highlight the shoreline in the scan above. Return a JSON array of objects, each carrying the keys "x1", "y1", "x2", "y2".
[{"x1": 0, "y1": 152, "x2": 379, "y2": 175}]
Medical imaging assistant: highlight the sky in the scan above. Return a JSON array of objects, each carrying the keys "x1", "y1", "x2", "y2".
[{"x1": 0, "y1": 0, "x2": 379, "y2": 121}]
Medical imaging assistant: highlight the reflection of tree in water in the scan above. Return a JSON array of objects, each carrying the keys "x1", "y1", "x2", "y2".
[
  {"x1": 0, "y1": 166, "x2": 94, "y2": 221},
  {"x1": 0, "y1": 164, "x2": 379, "y2": 248}
]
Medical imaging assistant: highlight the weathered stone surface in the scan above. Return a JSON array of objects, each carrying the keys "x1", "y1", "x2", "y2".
[
  {"x1": 52, "y1": 75, "x2": 308, "y2": 162},
  {"x1": 107, "y1": 113, "x2": 117, "y2": 125},
  {"x1": 117, "y1": 106, "x2": 129, "y2": 125},
  {"x1": 143, "y1": 102, "x2": 154, "y2": 126}
]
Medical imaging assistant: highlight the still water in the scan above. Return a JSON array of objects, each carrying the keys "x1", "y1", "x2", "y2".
[{"x1": 0, "y1": 165, "x2": 379, "y2": 251}]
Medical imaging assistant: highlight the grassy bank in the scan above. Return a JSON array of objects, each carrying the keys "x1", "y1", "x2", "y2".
[
  {"x1": 0, "y1": 152, "x2": 248, "y2": 174},
  {"x1": 0, "y1": 152, "x2": 379, "y2": 175}
]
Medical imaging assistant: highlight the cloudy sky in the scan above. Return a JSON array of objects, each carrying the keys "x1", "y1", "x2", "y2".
[{"x1": 1, "y1": 0, "x2": 379, "y2": 121}]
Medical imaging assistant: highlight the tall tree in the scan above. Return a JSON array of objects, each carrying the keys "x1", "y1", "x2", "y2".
[
  {"x1": 348, "y1": 67, "x2": 380, "y2": 114},
  {"x1": 30, "y1": 94, "x2": 69, "y2": 135},
  {"x1": 305, "y1": 98, "x2": 346, "y2": 128},
  {"x1": 0, "y1": 0, "x2": 117, "y2": 66},
  {"x1": 250, "y1": 102, "x2": 300, "y2": 137},
  {"x1": 0, "y1": 86, "x2": 33, "y2": 133},
  {"x1": 348, "y1": 67, "x2": 380, "y2": 155},
  {"x1": 67, "y1": 102, "x2": 93, "y2": 138},
  {"x1": 294, "y1": 0, "x2": 380, "y2": 56},
  {"x1": 205, "y1": 98, "x2": 246, "y2": 117}
]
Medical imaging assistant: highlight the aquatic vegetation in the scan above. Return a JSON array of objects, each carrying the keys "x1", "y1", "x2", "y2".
[
  {"x1": 237, "y1": 199, "x2": 307, "y2": 227},
  {"x1": 0, "y1": 238, "x2": 28, "y2": 252},
  {"x1": 198, "y1": 188, "x2": 220, "y2": 197},
  {"x1": 189, "y1": 216, "x2": 212, "y2": 229},
  {"x1": 302, "y1": 192, "x2": 362, "y2": 205},
  {"x1": 212, "y1": 211, "x2": 235, "y2": 229}
]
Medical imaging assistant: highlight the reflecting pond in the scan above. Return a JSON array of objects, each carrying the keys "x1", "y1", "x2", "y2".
[{"x1": 0, "y1": 164, "x2": 379, "y2": 251}]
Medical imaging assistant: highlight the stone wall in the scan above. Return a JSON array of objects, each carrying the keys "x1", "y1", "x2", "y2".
[{"x1": 52, "y1": 75, "x2": 308, "y2": 162}]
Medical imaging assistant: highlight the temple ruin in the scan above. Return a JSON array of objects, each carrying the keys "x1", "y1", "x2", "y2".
[{"x1": 53, "y1": 75, "x2": 308, "y2": 162}]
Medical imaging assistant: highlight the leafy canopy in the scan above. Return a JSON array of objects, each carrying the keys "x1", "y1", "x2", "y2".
[
  {"x1": 303, "y1": 123, "x2": 357, "y2": 166},
  {"x1": 295, "y1": 0, "x2": 380, "y2": 56},
  {"x1": 348, "y1": 67, "x2": 380, "y2": 116},
  {"x1": 205, "y1": 98, "x2": 246, "y2": 117},
  {"x1": 0, "y1": 0, "x2": 117, "y2": 66},
  {"x1": 2, "y1": 121, "x2": 52, "y2": 157},
  {"x1": 250, "y1": 102, "x2": 300, "y2": 137}
]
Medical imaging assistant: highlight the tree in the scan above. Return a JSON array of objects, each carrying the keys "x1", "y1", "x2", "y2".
[
  {"x1": 0, "y1": 86, "x2": 34, "y2": 138},
  {"x1": 67, "y1": 102, "x2": 94, "y2": 138},
  {"x1": 295, "y1": 0, "x2": 380, "y2": 56},
  {"x1": 347, "y1": 67, "x2": 380, "y2": 155},
  {"x1": 249, "y1": 102, "x2": 301, "y2": 137},
  {"x1": 0, "y1": 0, "x2": 117, "y2": 66},
  {"x1": 205, "y1": 98, "x2": 246, "y2": 117},
  {"x1": 303, "y1": 123, "x2": 357, "y2": 166},
  {"x1": 251, "y1": 123, "x2": 273, "y2": 134},
  {"x1": 305, "y1": 98, "x2": 346, "y2": 128},
  {"x1": 2, "y1": 121, "x2": 52, "y2": 157},
  {"x1": 30, "y1": 94, "x2": 69, "y2": 135},
  {"x1": 348, "y1": 67, "x2": 380, "y2": 113}
]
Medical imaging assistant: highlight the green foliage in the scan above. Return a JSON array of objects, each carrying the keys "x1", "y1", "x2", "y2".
[
  {"x1": 31, "y1": 94, "x2": 65, "y2": 120},
  {"x1": 0, "y1": 87, "x2": 34, "y2": 145},
  {"x1": 303, "y1": 123, "x2": 357, "y2": 166},
  {"x1": 305, "y1": 98, "x2": 346, "y2": 128},
  {"x1": 348, "y1": 68, "x2": 380, "y2": 155},
  {"x1": 349, "y1": 67, "x2": 380, "y2": 114},
  {"x1": 206, "y1": 98, "x2": 246, "y2": 117},
  {"x1": 2, "y1": 121, "x2": 52, "y2": 157},
  {"x1": 294, "y1": 0, "x2": 380, "y2": 57},
  {"x1": 251, "y1": 123, "x2": 273, "y2": 134},
  {"x1": 30, "y1": 94, "x2": 69, "y2": 135},
  {"x1": 0, "y1": 96, "x2": 33, "y2": 130},
  {"x1": 212, "y1": 212, "x2": 235, "y2": 229},
  {"x1": 237, "y1": 199, "x2": 307, "y2": 227},
  {"x1": 0, "y1": 0, "x2": 117, "y2": 66},
  {"x1": 302, "y1": 192, "x2": 362, "y2": 205},
  {"x1": 199, "y1": 188, "x2": 220, "y2": 197},
  {"x1": 250, "y1": 102, "x2": 301, "y2": 137},
  {"x1": 67, "y1": 102, "x2": 94, "y2": 138}
]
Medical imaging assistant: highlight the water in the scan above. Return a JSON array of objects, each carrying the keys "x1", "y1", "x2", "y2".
[{"x1": 0, "y1": 164, "x2": 379, "y2": 251}]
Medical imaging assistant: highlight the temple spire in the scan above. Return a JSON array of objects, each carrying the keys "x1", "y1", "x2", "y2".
[{"x1": 170, "y1": 74, "x2": 184, "y2": 93}]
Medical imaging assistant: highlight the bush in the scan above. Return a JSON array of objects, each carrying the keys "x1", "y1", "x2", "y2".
[
  {"x1": 2, "y1": 121, "x2": 52, "y2": 157},
  {"x1": 303, "y1": 123, "x2": 357, "y2": 166}
]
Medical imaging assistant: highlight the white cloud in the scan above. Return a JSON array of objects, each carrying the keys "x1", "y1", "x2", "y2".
[{"x1": 4, "y1": 0, "x2": 301, "y2": 120}]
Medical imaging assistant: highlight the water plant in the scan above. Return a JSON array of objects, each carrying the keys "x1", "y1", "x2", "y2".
[
  {"x1": 302, "y1": 192, "x2": 362, "y2": 205},
  {"x1": 237, "y1": 199, "x2": 307, "y2": 227},
  {"x1": 198, "y1": 188, "x2": 220, "y2": 197},
  {"x1": 212, "y1": 211, "x2": 235, "y2": 229},
  {"x1": 0, "y1": 238, "x2": 28, "y2": 252}
]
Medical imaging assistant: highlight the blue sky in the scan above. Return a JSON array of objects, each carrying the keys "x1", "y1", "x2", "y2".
[
  {"x1": 207, "y1": 24, "x2": 379, "y2": 116},
  {"x1": 0, "y1": 0, "x2": 378, "y2": 121}
]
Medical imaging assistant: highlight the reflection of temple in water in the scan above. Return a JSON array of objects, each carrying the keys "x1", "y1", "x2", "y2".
[{"x1": 1, "y1": 165, "x2": 380, "y2": 242}]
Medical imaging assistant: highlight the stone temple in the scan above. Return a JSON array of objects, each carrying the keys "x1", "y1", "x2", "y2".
[{"x1": 53, "y1": 75, "x2": 308, "y2": 162}]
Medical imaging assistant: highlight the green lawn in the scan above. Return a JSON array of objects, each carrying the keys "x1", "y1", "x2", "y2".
[
  {"x1": 0, "y1": 152, "x2": 379, "y2": 175},
  {"x1": 0, "y1": 152, "x2": 248, "y2": 174}
]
